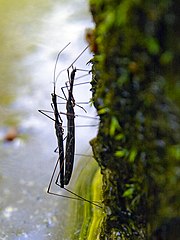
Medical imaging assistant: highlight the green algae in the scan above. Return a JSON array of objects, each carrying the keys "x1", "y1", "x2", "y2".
[{"x1": 64, "y1": 155, "x2": 104, "y2": 240}]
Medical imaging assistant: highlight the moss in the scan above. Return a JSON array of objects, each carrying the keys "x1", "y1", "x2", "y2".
[
  {"x1": 64, "y1": 156, "x2": 104, "y2": 239},
  {"x1": 89, "y1": 0, "x2": 180, "y2": 239}
]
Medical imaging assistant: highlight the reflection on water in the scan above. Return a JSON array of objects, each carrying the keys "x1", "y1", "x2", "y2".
[{"x1": 0, "y1": 0, "x2": 97, "y2": 239}]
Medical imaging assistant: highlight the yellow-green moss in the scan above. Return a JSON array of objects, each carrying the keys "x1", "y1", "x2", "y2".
[{"x1": 64, "y1": 155, "x2": 104, "y2": 239}]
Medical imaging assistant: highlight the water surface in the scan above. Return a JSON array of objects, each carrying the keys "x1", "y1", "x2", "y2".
[{"x1": 0, "y1": 1, "x2": 98, "y2": 239}]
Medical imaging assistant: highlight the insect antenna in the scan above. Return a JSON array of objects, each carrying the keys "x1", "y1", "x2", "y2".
[{"x1": 53, "y1": 42, "x2": 71, "y2": 93}]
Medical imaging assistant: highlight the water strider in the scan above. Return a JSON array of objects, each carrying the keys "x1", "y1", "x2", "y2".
[
  {"x1": 39, "y1": 44, "x2": 102, "y2": 208},
  {"x1": 39, "y1": 42, "x2": 71, "y2": 188}
]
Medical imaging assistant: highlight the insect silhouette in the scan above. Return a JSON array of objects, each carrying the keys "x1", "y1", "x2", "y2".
[
  {"x1": 61, "y1": 46, "x2": 89, "y2": 185},
  {"x1": 38, "y1": 44, "x2": 102, "y2": 208},
  {"x1": 39, "y1": 42, "x2": 71, "y2": 188}
]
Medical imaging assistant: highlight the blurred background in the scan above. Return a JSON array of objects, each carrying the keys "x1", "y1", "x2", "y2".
[{"x1": 0, "y1": 0, "x2": 97, "y2": 239}]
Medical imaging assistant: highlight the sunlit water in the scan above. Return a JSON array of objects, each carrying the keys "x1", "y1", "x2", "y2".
[{"x1": 0, "y1": 1, "x2": 98, "y2": 239}]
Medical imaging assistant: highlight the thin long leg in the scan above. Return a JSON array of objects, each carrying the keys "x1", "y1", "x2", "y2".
[
  {"x1": 47, "y1": 156, "x2": 81, "y2": 201},
  {"x1": 39, "y1": 109, "x2": 99, "y2": 121},
  {"x1": 47, "y1": 154, "x2": 102, "y2": 208}
]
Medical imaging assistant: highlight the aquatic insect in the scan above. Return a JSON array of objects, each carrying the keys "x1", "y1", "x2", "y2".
[
  {"x1": 58, "y1": 45, "x2": 94, "y2": 185},
  {"x1": 39, "y1": 42, "x2": 70, "y2": 188},
  {"x1": 39, "y1": 44, "x2": 102, "y2": 208},
  {"x1": 64, "y1": 67, "x2": 76, "y2": 185},
  {"x1": 63, "y1": 62, "x2": 89, "y2": 184}
]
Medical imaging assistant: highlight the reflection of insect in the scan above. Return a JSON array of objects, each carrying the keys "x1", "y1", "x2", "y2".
[{"x1": 39, "y1": 44, "x2": 102, "y2": 208}]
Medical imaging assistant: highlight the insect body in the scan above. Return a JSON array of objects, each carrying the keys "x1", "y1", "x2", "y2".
[
  {"x1": 39, "y1": 44, "x2": 102, "y2": 208},
  {"x1": 64, "y1": 68, "x2": 76, "y2": 185},
  {"x1": 61, "y1": 46, "x2": 89, "y2": 185},
  {"x1": 51, "y1": 93, "x2": 64, "y2": 188},
  {"x1": 39, "y1": 42, "x2": 70, "y2": 188}
]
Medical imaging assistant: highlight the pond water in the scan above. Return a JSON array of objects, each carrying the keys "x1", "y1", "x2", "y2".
[{"x1": 0, "y1": 1, "x2": 99, "y2": 239}]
